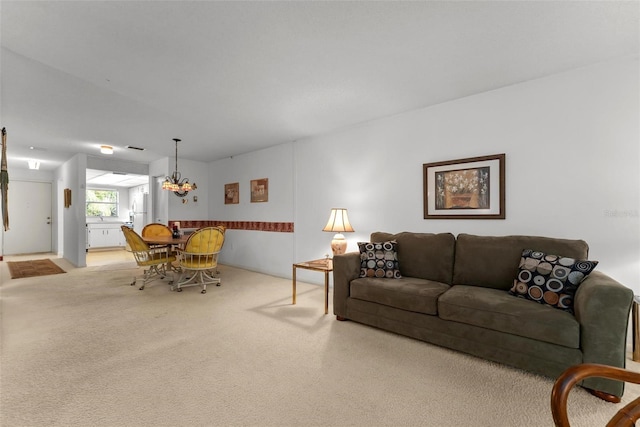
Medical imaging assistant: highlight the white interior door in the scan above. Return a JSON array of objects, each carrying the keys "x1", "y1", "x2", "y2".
[{"x1": 3, "y1": 180, "x2": 52, "y2": 255}]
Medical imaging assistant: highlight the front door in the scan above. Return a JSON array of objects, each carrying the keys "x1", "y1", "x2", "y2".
[{"x1": 3, "y1": 180, "x2": 53, "y2": 255}]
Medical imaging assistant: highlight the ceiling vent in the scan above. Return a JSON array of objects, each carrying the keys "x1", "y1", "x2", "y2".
[{"x1": 126, "y1": 145, "x2": 145, "y2": 151}]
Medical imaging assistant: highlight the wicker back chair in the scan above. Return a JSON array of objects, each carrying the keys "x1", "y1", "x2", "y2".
[
  {"x1": 174, "y1": 227, "x2": 225, "y2": 294},
  {"x1": 121, "y1": 225, "x2": 176, "y2": 290}
]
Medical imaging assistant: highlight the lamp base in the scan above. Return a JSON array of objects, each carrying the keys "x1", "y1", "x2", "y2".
[{"x1": 330, "y1": 233, "x2": 348, "y2": 256}]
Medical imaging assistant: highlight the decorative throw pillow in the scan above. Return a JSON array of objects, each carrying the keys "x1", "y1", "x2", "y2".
[
  {"x1": 358, "y1": 241, "x2": 401, "y2": 279},
  {"x1": 509, "y1": 249, "x2": 598, "y2": 313}
]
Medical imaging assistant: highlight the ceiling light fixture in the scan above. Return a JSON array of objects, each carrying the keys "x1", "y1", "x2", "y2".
[
  {"x1": 100, "y1": 145, "x2": 113, "y2": 155},
  {"x1": 162, "y1": 138, "x2": 196, "y2": 197},
  {"x1": 27, "y1": 159, "x2": 40, "y2": 170}
]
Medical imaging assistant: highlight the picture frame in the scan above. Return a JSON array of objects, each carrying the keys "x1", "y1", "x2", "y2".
[
  {"x1": 250, "y1": 178, "x2": 268, "y2": 203},
  {"x1": 64, "y1": 188, "x2": 72, "y2": 208},
  {"x1": 423, "y1": 153, "x2": 505, "y2": 219},
  {"x1": 224, "y1": 182, "x2": 239, "y2": 204}
]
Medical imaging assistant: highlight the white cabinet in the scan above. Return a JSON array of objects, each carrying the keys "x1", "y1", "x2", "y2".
[{"x1": 88, "y1": 224, "x2": 125, "y2": 248}]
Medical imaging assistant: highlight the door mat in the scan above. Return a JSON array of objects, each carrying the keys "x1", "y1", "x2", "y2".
[{"x1": 7, "y1": 259, "x2": 66, "y2": 279}]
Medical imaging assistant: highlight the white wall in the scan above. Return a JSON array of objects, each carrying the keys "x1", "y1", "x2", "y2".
[
  {"x1": 8, "y1": 167, "x2": 54, "y2": 182},
  {"x1": 167, "y1": 158, "x2": 209, "y2": 222},
  {"x1": 150, "y1": 156, "x2": 209, "y2": 225},
  {"x1": 209, "y1": 56, "x2": 640, "y2": 292},
  {"x1": 56, "y1": 153, "x2": 87, "y2": 267},
  {"x1": 149, "y1": 157, "x2": 170, "y2": 224},
  {"x1": 209, "y1": 143, "x2": 295, "y2": 277}
]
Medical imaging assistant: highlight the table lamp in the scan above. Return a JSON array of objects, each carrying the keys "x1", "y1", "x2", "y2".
[{"x1": 322, "y1": 208, "x2": 354, "y2": 256}]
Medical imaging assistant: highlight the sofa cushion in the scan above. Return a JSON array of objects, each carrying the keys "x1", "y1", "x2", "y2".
[
  {"x1": 509, "y1": 249, "x2": 598, "y2": 314},
  {"x1": 371, "y1": 232, "x2": 455, "y2": 284},
  {"x1": 438, "y1": 285, "x2": 580, "y2": 348},
  {"x1": 350, "y1": 277, "x2": 450, "y2": 315},
  {"x1": 358, "y1": 241, "x2": 401, "y2": 278},
  {"x1": 452, "y1": 234, "x2": 589, "y2": 290}
]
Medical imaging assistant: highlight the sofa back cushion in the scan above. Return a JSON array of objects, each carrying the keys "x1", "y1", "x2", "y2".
[
  {"x1": 453, "y1": 233, "x2": 589, "y2": 290},
  {"x1": 371, "y1": 232, "x2": 455, "y2": 284}
]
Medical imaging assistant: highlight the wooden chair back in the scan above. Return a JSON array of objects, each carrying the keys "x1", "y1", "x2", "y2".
[{"x1": 551, "y1": 363, "x2": 640, "y2": 427}]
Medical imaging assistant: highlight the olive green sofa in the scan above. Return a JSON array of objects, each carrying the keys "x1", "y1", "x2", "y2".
[{"x1": 333, "y1": 232, "x2": 634, "y2": 400}]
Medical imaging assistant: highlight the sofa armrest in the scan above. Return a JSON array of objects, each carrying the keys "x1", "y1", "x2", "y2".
[
  {"x1": 574, "y1": 270, "x2": 634, "y2": 396},
  {"x1": 332, "y1": 252, "x2": 361, "y2": 318}
]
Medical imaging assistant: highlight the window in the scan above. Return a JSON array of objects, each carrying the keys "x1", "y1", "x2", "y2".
[{"x1": 86, "y1": 189, "x2": 119, "y2": 217}]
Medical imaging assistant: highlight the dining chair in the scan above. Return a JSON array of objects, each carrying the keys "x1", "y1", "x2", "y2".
[
  {"x1": 141, "y1": 222, "x2": 182, "y2": 272},
  {"x1": 142, "y1": 223, "x2": 173, "y2": 247},
  {"x1": 121, "y1": 225, "x2": 176, "y2": 290},
  {"x1": 174, "y1": 226, "x2": 225, "y2": 294}
]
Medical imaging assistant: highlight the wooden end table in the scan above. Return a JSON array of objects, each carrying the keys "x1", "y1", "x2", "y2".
[{"x1": 292, "y1": 258, "x2": 333, "y2": 314}]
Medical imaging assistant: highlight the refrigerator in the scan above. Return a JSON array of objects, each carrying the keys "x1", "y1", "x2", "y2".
[{"x1": 131, "y1": 192, "x2": 148, "y2": 234}]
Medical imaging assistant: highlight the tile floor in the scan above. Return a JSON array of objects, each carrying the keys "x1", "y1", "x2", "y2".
[
  {"x1": 85, "y1": 248, "x2": 133, "y2": 266},
  {"x1": 3, "y1": 248, "x2": 133, "y2": 266}
]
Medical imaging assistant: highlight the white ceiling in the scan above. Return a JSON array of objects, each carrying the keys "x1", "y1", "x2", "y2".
[{"x1": 1, "y1": 1, "x2": 638, "y2": 171}]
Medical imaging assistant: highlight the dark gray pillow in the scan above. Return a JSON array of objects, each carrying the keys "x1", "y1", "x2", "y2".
[
  {"x1": 509, "y1": 249, "x2": 598, "y2": 313},
  {"x1": 358, "y1": 241, "x2": 401, "y2": 279}
]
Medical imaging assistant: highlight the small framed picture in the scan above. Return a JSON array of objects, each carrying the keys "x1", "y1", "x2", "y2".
[
  {"x1": 224, "y1": 182, "x2": 239, "y2": 204},
  {"x1": 64, "y1": 188, "x2": 72, "y2": 208},
  {"x1": 250, "y1": 178, "x2": 268, "y2": 203},
  {"x1": 423, "y1": 154, "x2": 505, "y2": 219}
]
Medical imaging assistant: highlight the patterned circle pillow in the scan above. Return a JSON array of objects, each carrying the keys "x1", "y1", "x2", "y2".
[
  {"x1": 358, "y1": 241, "x2": 401, "y2": 279},
  {"x1": 509, "y1": 249, "x2": 598, "y2": 313}
]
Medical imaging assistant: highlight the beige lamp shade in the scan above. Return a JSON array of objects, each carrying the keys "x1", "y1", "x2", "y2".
[{"x1": 322, "y1": 208, "x2": 354, "y2": 256}]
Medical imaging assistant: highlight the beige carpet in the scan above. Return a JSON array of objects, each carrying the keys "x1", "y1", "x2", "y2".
[
  {"x1": 92, "y1": 261, "x2": 139, "y2": 271},
  {"x1": 1, "y1": 260, "x2": 638, "y2": 427}
]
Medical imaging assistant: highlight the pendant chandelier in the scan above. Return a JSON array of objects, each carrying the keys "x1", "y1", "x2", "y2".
[{"x1": 162, "y1": 138, "x2": 196, "y2": 197}]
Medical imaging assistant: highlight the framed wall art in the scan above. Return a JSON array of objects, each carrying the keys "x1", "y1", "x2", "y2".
[
  {"x1": 224, "y1": 182, "x2": 239, "y2": 204},
  {"x1": 423, "y1": 153, "x2": 505, "y2": 219},
  {"x1": 64, "y1": 188, "x2": 72, "y2": 208},
  {"x1": 250, "y1": 178, "x2": 268, "y2": 203}
]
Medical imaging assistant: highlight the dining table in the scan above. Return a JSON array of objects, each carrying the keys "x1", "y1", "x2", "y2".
[
  {"x1": 141, "y1": 234, "x2": 189, "y2": 247},
  {"x1": 141, "y1": 234, "x2": 190, "y2": 273}
]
